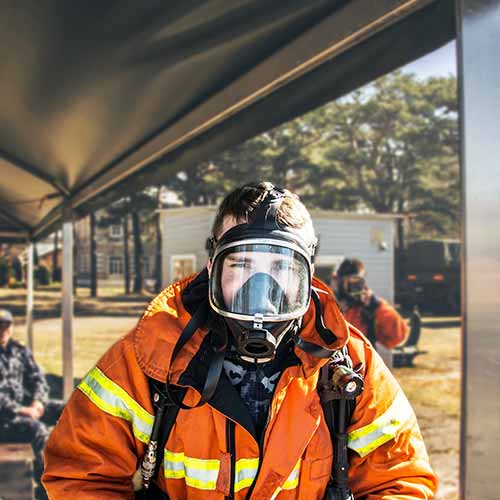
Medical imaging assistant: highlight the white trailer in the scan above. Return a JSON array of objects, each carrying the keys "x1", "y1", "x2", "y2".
[{"x1": 160, "y1": 206, "x2": 399, "y2": 304}]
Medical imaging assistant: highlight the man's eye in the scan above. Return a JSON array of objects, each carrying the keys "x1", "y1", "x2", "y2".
[
  {"x1": 230, "y1": 261, "x2": 250, "y2": 268},
  {"x1": 275, "y1": 262, "x2": 293, "y2": 272}
]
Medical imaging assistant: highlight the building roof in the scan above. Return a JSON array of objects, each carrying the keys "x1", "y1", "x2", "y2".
[{"x1": 159, "y1": 205, "x2": 403, "y2": 221}]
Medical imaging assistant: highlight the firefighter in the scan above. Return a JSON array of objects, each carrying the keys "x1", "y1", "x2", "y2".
[
  {"x1": 331, "y1": 258, "x2": 409, "y2": 350},
  {"x1": 43, "y1": 183, "x2": 436, "y2": 499}
]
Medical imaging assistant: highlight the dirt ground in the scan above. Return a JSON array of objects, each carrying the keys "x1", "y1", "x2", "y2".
[
  {"x1": 394, "y1": 323, "x2": 460, "y2": 500},
  {"x1": 3, "y1": 287, "x2": 460, "y2": 499}
]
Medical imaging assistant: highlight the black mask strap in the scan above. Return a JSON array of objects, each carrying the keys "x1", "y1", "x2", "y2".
[
  {"x1": 311, "y1": 289, "x2": 337, "y2": 344},
  {"x1": 164, "y1": 300, "x2": 225, "y2": 410}
]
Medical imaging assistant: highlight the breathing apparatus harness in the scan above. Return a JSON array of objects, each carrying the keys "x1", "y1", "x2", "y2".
[{"x1": 139, "y1": 187, "x2": 364, "y2": 500}]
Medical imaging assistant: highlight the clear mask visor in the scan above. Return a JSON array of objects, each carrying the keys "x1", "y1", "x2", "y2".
[{"x1": 209, "y1": 242, "x2": 311, "y2": 321}]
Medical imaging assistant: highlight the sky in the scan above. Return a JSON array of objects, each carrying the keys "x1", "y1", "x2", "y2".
[{"x1": 400, "y1": 41, "x2": 456, "y2": 78}]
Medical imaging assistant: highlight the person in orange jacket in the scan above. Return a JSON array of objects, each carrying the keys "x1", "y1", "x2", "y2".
[
  {"x1": 43, "y1": 182, "x2": 436, "y2": 499},
  {"x1": 330, "y1": 258, "x2": 409, "y2": 350}
]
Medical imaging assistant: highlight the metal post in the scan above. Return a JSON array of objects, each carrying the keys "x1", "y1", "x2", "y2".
[
  {"x1": 26, "y1": 241, "x2": 34, "y2": 351},
  {"x1": 62, "y1": 208, "x2": 74, "y2": 401},
  {"x1": 457, "y1": 0, "x2": 500, "y2": 498}
]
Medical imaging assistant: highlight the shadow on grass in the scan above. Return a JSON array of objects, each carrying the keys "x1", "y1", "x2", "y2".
[
  {"x1": 0, "y1": 296, "x2": 151, "y2": 319},
  {"x1": 421, "y1": 318, "x2": 462, "y2": 329},
  {"x1": 92, "y1": 294, "x2": 155, "y2": 303}
]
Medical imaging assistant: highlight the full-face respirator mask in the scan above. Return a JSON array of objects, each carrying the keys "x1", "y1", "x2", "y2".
[{"x1": 208, "y1": 188, "x2": 315, "y2": 363}]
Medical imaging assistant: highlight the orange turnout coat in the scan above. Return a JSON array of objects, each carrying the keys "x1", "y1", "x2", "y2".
[
  {"x1": 43, "y1": 272, "x2": 436, "y2": 499},
  {"x1": 343, "y1": 299, "x2": 409, "y2": 349}
]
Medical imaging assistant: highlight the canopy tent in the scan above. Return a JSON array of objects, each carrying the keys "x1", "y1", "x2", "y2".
[
  {"x1": 2, "y1": 1, "x2": 499, "y2": 498},
  {"x1": 0, "y1": 0, "x2": 455, "y2": 240}
]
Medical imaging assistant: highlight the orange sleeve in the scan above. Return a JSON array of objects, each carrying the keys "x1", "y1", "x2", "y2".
[
  {"x1": 42, "y1": 333, "x2": 151, "y2": 500},
  {"x1": 374, "y1": 299, "x2": 409, "y2": 349},
  {"x1": 347, "y1": 333, "x2": 437, "y2": 499}
]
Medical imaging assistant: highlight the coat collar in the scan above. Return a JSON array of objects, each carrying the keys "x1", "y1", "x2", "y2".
[{"x1": 133, "y1": 269, "x2": 350, "y2": 383}]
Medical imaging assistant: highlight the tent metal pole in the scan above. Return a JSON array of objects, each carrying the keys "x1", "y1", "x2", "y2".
[
  {"x1": 62, "y1": 207, "x2": 74, "y2": 401},
  {"x1": 26, "y1": 241, "x2": 34, "y2": 351}
]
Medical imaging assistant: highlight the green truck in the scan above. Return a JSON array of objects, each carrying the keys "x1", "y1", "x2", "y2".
[{"x1": 396, "y1": 239, "x2": 461, "y2": 315}]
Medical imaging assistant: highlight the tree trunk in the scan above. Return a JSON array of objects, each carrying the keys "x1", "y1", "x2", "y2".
[
  {"x1": 90, "y1": 213, "x2": 98, "y2": 297},
  {"x1": 52, "y1": 231, "x2": 59, "y2": 282},
  {"x1": 132, "y1": 211, "x2": 143, "y2": 293},
  {"x1": 33, "y1": 243, "x2": 39, "y2": 266},
  {"x1": 123, "y1": 214, "x2": 131, "y2": 295}
]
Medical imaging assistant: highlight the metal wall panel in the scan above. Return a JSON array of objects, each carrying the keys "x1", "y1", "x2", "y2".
[
  {"x1": 457, "y1": 0, "x2": 500, "y2": 498},
  {"x1": 161, "y1": 208, "x2": 396, "y2": 302},
  {"x1": 313, "y1": 216, "x2": 395, "y2": 302},
  {"x1": 161, "y1": 207, "x2": 216, "y2": 285}
]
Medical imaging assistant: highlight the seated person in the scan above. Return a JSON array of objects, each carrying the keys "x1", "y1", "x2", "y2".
[
  {"x1": 0, "y1": 309, "x2": 64, "y2": 500},
  {"x1": 330, "y1": 258, "x2": 408, "y2": 349}
]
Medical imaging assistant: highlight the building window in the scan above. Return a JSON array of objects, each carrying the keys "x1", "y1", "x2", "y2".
[
  {"x1": 109, "y1": 224, "x2": 123, "y2": 238},
  {"x1": 97, "y1": 253, "x2": 105, "y2": 274},
  {"x1": 171, "y1": 255, "x2": 196, "y2": 282},
  {"x1": 109, "y1": 256, "x2": 124, "y2": 275}
]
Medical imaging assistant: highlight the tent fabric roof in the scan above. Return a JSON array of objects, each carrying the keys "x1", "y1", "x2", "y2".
[{"x1": 0, "y1": 0, "x2": 454, "y2": 241}]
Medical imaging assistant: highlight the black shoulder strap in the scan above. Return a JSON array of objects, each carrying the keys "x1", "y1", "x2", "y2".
[
  {"x1": 318, "y1": 348, "x2": 362, "y2": 500},
  {"x1": 140, "y1": 379, "x2": 187, "y2": 497},
  {"x1": 151, "y1": 379, "x2": 187, "y2": 479}
]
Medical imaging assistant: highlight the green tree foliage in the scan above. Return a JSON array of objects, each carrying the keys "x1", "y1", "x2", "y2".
[
  {"x1": 162, "y1": 72, "x2": 459, "y2": 240},
  {"x1": 303, "y1": 72, "x2": 458, "y2": 238}
]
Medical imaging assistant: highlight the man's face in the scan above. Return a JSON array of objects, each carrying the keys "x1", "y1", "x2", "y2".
[
  {"x1": 0, "y1": 322, "x2": 12, "y2": 347},
  {"x1": 209, "y1": 216, "x2": 308, "y2": 312},
  {"x1": 220, "y1": 250, "x2": 301, "y2": 310}
]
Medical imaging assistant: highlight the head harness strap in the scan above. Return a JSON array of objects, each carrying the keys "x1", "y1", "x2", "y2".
[{"x1": 248, "y1": 186, "x2": 286, "y2": 231}]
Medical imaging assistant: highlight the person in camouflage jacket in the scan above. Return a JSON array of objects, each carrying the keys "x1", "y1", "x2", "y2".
[{"x1": 0, "y1": 308, "x2": 64, "y2": 500}]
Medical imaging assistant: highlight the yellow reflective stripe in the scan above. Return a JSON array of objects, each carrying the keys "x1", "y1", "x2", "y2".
[
  {"x1": 269, "y1": 459, "x2": 302, "y2": 499},
  {"x1": 164, "y1": 450, "x2": 184, "y2": 463},
  {"x1": 164, "y1": 450, "x2": 185, "y2": 479},
  {"x1": 77, "y1": 367, "x2": 153, "y2": 444},
  {"x1": 164, "y1": 449, "x2": 220, "y2": 490},
  {"x1": 89, "y1": 367, "x2": 154, "y2": 426},
  {"x1": 184, "y1": 455, "x2": 219, "y2": 471},
  {"x1": 282, "y1": 459, "x2": 301, "y2": 489},
  {"x1": 185, "y1": 476, "x2": 217, "y2": 490},
  {"x1": 234, "y1": 457, "x2": 259, "y2": 492},
  {"x1": 347, "y1": 390, "x2": 414, "y2": 457}
]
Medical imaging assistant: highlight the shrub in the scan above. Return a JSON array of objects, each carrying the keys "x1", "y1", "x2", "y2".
[
  {"x1": 0, "y1": 257, "x2": 12, "y2": 286},
  {"x1": 35, "y1": 264, "x2": 51, "y2": 286},
  {"x1": 12, "y1": 256, "x2": 23, "y2": 282},
  {"x1": 52, "y1": 266, "x2": 62, "y2": 282}
]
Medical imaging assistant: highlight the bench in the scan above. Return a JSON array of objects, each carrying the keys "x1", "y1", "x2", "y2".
[
  {"x1": 0, "y1": 443, "x2": 34, "y2": 500},
  {"x1": 392, "y1": 307, "x2": 427, "y2": 368}
]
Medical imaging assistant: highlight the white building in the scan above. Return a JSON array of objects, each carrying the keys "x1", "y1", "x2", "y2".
[{"x1": 160, "y1": 207, "x2": 399, "y2": 303}]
